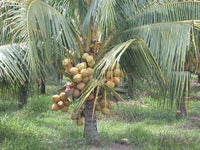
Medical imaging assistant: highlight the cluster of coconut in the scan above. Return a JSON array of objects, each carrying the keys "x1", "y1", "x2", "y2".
[
  {"x1": 51, "y1": 52, "x2": 123, "y2": 126},
  {"x1": 51, "y1": 92, "x2": 72, "y2": 112},
  {"x1": 95, "y1": 98, "x2": 115, "y2": 115},
  {"x1": 102, "y1": 63, "x2": 125, "y2": 89},
  {"x1": 62, "y1": 53, "x2": 96, "y2": 99},
  {"x1": 64, "y1": 81, "x2": 95, "y2": 100}
]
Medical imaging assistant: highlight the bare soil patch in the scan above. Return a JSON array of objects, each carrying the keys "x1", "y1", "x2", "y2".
[{"x1": 78, "y1": 142, "x2": 134, "y2": 150}]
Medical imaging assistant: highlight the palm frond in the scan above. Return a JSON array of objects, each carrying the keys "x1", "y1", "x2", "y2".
[
  {"x1": 123, "y1": 22, "x2": 193, "y2": 108},
  {"x1": 97, "y1": 0, "x2": 117, "y2": 35},
  {"x1": 127, "y1": 1, "x2": 200, "y2": 27},
  {"x1": 3, "y1": 0, "x2": 78, "y2": 79},
  {"x1": 168, "y1": 71, "x2": 190, "y2": 108},
  {"x1": 0, "y1": 43, "x2": 27, "y2": 85},
  {"x1": 82, "y1": 0, "x2": 100, "y2": 34},
  {"x1": 94, "y1": 39, "x2": 165, "y2": 87},
  {"x1": 124, "y1": 22, "x2": 191, "y2": 74}
]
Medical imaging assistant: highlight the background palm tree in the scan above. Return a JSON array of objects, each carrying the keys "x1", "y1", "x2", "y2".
[
  {"x1": 1, "y1": 0, "x2": 200, "y2": 144},
  {"x1": 0, "y1": 0, "x2": 65, "y2": 106}
]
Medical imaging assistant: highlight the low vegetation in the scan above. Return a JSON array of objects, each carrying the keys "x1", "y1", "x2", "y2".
[{"x1": 0, "y1": 82, "x2": 200, "y2": 150}]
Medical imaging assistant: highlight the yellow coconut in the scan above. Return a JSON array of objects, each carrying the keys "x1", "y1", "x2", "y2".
[
  {"x1": 82, "y1": 77, "x2": 89, "y2": 83},
  {"x1": 95, "y1": 104, "x2": 102, "y2": 111},
  {"x1": 67, "y1": 98, "x2": 72, "y2": 104},
  {"x1": 62, "y1": 58, "x2": 71, "y2": 67},
  {"x1": 58, "y1": 101, "x2": 64, "y2": 108},
  {"x1": 65, "y1": 82, "x2": 72, "y2": 87},
  {"x1": 101, "y1": 78, "x2": 107, "y2": 83},
  {"x1": 99, "y1": 99, "x2": 108, "y2": 108},
  {"x1": 113, "y1": 77, "x2": 120, "y2": 85},
  {"x1": 79, "y1": 62, "x2": 87, "y2": 70},
  {"x1": 70, "y1": 67, "x2": 79, "y2": 75},
  {"x1": 80, "y1": 69, "x2": 89, "y2": 77},
  {"x1": 59, "y1": 92, "x2": 68, "y2": 101},
  {"x1": 87, "y1": 68, "x2": 93, "y2": 75},
  {"x1": 77, "y1": 82, "x2": 85, "y2": 91},
  {"x1": 82, "y1": 53, "x2": 89, "y2": 60},
  {"x1": 73, "y1": 89, "x2": 81, "y2": 98},
  {"x1": 61, "y1": 106, "x2": 68, "y2": 112},
  {"x1": 66, "y1": 82, "x2": 75, "y2": 88},
  {"x1": 51, "y1": 95, "x2": 60, "y2": 103},
  {"x1": 65, "y1": 87, "x2": 74, "y2": 96},
  {"x1": 64, "y1": 64, "x2": 73, "y2": 74},
  {"x1": 101, "y1": 108, "x2": 110, "y2": 115},
  {"x1": 63, "y1": 98, "x2": 72, "y2": 106},
  {"x1": 86, "y1": 55, "x2": 94, "y2": 63},
  {"x1": 73, "y1": 74, "x2": 82, "y2": 83},
  {"x1": 120, "y1": 71, "x2": 125, "y2": 78},
  {"x1": 71, "y1": 113, "x2": 77, "y2": 120},
  {"x1": 106, "y1": 71, "x2": 113, "y2": 78},
  {"x1": 88, "y1": 75, "x2": 92, "y2": 79},
  {"x1": 88, "y1": 60, "x2": 95, "y2": 68},
  {"x1": 87, "y1": 94, "x2": 95, "y2": 100},
  {"x1": 114, "y1": 69, "x2": 121, "y2": 77},
  {"x1": 106, "y1": 80, "x2": 115, "y2": 89},
  {"x1": 63, "y1": 99, "x2": 69, "y2": 106},
  {"x1": 76, "y1": 117, "x2": 84, "y2": 126},
  {"x1": 52, "y1": 103, "x2": 60, "y2": 111},
  {"x1": 107, "y1": 101, "x2": 115, "y2": 109},
  {"x1": 75, "y1": 63, "x2": 81, "y2": 70},
  {"x1": 97, "y1": 96, "x2": 103, "y2": 102}
]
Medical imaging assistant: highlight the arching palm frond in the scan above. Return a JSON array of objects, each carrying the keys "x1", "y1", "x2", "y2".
[
  {"x1": 127, "y1": 1, "x2": 200, "y2": 27},
  {"x1": 4, "y1": 0, "x2": 78, "y2": 80},
  {"x1": 95, "y1": 39, "x2": 165, "y2": 85},
  {"x1": 120, "y1": 1, "x2": 200, "y2": 108},
  {"x1": 123, "y1": 23, "x2": 193, "y2": 107},
  {"x1": 0, "y1": 43, "x2": 27, "y2": 85},
  {"x1": 124, "y1": 23, "x2": 191, "y2": 74}
]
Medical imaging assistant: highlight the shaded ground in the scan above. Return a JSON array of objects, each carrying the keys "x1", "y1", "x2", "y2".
[
  {"x1": 188, "y1": 82, "x2": 200, "y2": 100},
  {"x1": 189, "y1": 116, "x2": 200, "y2": 123},
  {"x1": 78, "y1": 142, "x2": 133, "y2": 150},
  {"x1": 1, "y1": 82, "x2": 200, "y2": 150}
]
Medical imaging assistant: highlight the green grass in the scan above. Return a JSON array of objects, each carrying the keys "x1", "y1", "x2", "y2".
[{"x1": 0, "y1": 83, "x2": 200, "y2": 150}]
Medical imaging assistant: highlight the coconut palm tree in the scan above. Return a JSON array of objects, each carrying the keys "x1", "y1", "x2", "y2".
[
  {"x1": 0, "y1": 2, "x2": 28, "y2": 105},
  {"x1": 1, "y1": 0, "x2": 200, "y2": 144},
  {"x1": 0, "y1": 1, "x2": 63, "y2": 105}
]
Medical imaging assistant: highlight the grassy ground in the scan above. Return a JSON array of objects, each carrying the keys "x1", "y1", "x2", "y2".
[{"x1": 0, "y1": 82, "x2": 200, "y2": 150}]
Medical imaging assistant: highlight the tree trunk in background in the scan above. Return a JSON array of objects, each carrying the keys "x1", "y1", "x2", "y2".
[
  {"x1": 179, "y1": 97, "x2": 187, "y2": 118},
  {"x1": 128, "y1": 76, "x2": 134, "y2": 98},
  {"x1": 84, "y1": 99, "x2": 100, "y2": 145},
  {"x1": 19, "y1": 82, "x2": 27, "y2": 108},
  {"x1": 41, "y1": 79, "x2": 46, "y2": 94},
  {"x1": 57, "y1": 72, "x2": 63, "y2": 80},
  {"x1": 198, "y1": 73, "x2": 200, "y2": 83}
]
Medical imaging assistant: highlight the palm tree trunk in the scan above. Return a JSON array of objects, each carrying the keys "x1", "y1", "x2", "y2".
[
  {"x1": 179, "y1": 86, "x2": 187, "y2": 117},
  {"x1": 128, "y1": 76, "x2": 134, "y2": 98},
  {"x1": 19, "y1": 81, "x2": 27, "y2": 108},
  {"x1": 180, "y1": 97, "x2": 187, "y2": 117},
  {"x1": 41, "y1": 79, "x2": 46, "y2": 94},
  {"x1": 198, "y1": 73, "x2": 200, "y2": 83},
  {"x1": 84, "y1": 99, "x2": 100, "y2": 145}
]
